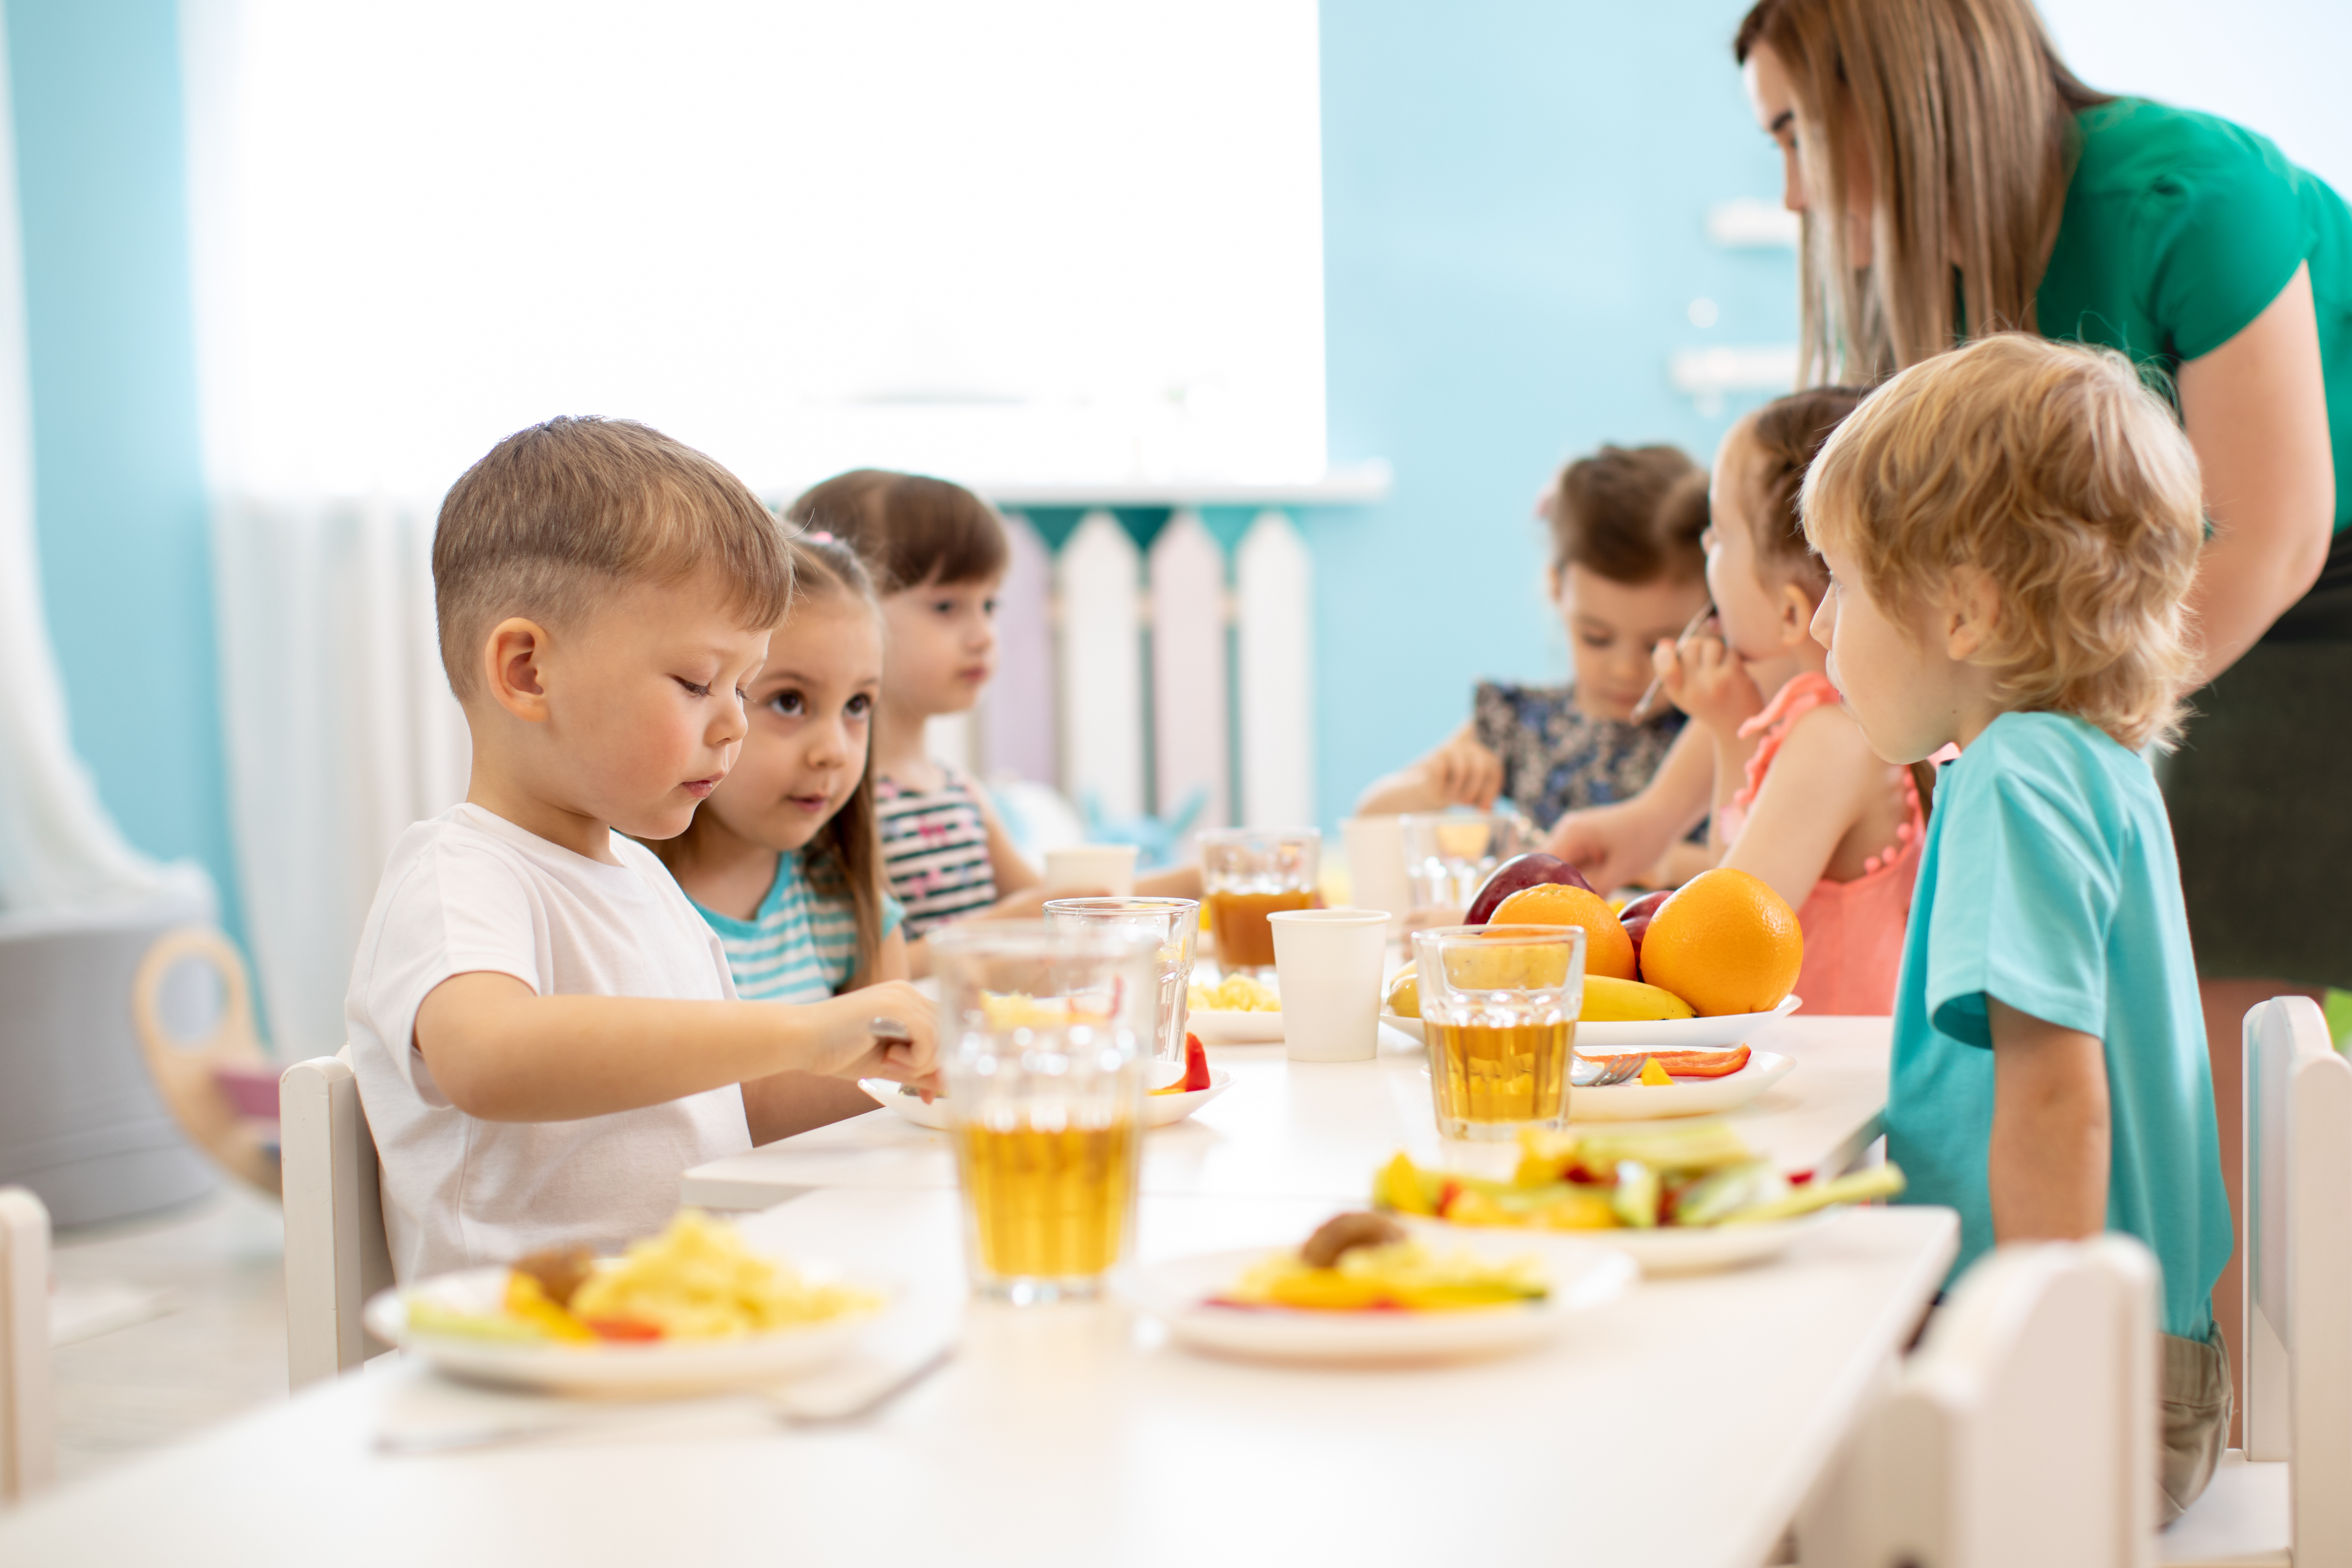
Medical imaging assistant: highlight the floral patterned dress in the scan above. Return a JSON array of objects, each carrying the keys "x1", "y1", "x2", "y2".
[{"x1": 1471, "y1": 681, "x2": 1686, "y2": 831}]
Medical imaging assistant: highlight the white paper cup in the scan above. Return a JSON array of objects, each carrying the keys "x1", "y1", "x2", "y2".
[
  {"x1": 1045, "y1": 843, "x2": 1138, "y2": 897},
  {"x1": 1268, "y1": 908, "x2": 1391, "y2": 1063},
  {"x1": 1340, "y1": 817, "x2": 1411, "y2": 935}
]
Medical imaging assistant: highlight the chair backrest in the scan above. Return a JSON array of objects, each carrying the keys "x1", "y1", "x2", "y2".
[
  {"x1": 2241, "y1": 994, "x2": 2352, "y2": 1556},
  {"x1": 1804, "y1": 1237, "x2": 2158, "y2": 1568},
  {"x1": 278, "y1": 1053, "x2": 392, "y2": 1388},
  {"x1": 0, "y1": 1186, "x2": 53, "y2": 1503}
]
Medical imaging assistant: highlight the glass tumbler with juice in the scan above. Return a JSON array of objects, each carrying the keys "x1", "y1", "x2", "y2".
[
  {"x1": 932, "y1": 923, "x2": 1158, "y2": 1302},
  {"x1": 1042, "y1": 897, "x2": 1199, "y2": 1080},
  {"x1": 1410, "y1": 925, "x2": 1587, "y2": 1142},
  {"x1": 1199, "y1": 828, "x2": 1321, "y2": 976}
]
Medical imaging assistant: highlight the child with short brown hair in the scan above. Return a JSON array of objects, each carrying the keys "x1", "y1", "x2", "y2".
[
  {"x1": 1804, "y1": 335, "x2": 2230, "y2": 1518},
  {"x1": 347, "y1": 419, "x2": 936, "y2": 1280},
  {"x1": 1357, "y1": 443, "x2": 1711, "y2": 833}
]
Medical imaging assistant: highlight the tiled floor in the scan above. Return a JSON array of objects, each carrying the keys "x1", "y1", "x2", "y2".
[{"x1": 47, "y1": 1184, "x2": 289, "y2": 1486}]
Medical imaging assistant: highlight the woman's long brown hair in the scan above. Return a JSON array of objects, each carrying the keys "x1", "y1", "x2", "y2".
[{"x1": 1735, "y1": 0, "x2": 2107, "y2": 383}]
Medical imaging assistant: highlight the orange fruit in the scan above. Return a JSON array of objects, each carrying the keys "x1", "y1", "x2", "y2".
[
  {"x1": 1637, "y1": 868, "x2": 1803, "y2": 1016},
  {"x1": 1488, "y1": 883, "x2": 1639, "y2": 980}
]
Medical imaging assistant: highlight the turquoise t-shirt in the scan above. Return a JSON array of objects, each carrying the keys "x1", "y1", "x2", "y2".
[
  {"x1": 2038, "y1": 97, "x2": 2352, "y2": 533},
  {"x1": 1887, "y1": 711, "x2": 2232, "y2": 1339},
  {"x1": 694, "y1": 850, "x2": 905, "y2": 1004}
]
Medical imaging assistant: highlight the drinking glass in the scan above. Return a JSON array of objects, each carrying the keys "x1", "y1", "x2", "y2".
[
  {"x1": 1199, "y1": 827, "x2": 1321, "y2": 977},
  {"x1": 1043, "y1": 896, "x2": 1200, "y2": 1077},
  {"x1": 1398, "y1": 811, "x2": 1531, "y2": 914},
  {"x1": 932, "y1": 923, "x2": 1158, "y2": 1303},
  {"x1": 1410, "y1": 924, "x2": 1587, "y2": 1142}
]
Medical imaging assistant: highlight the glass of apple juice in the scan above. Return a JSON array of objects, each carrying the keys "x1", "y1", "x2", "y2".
[
  {"x1": 1410, "y1": 924, "x2": 1588, "y2": 1142},
  {"x1": 1199, "y1": 827, "x2": 1321, "y2": 977},
  {"x1": 932, "y1": 922, "x2": 1158, "y2": 1303}
]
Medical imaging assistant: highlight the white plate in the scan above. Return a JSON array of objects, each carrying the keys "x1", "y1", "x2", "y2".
[
  {"x1": 364, "y1": 1264, "x2": 890, "y2": 1397},
  {"x1": 1566, "y1": 1050, "x2": 1794, "y2": 1122},
  {"x1": 1188, "y1": 1008, "x2": 1283, "y2": 1044},
  {"x1": 1404, "y1": 1210, "x2": 1838, "y2": 1277},
  {"x1": 858, "y1": 1068, "x2": 1234, "y2": 1133},
  {"x1": 1379, "y1": 996, "x2": 1798, "y2": 1052},
  {"x1": 1120, "y1": 1230, "x2": 1634, "y2": 1365}
]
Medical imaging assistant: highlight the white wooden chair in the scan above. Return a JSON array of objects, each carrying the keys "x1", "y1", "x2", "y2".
[
  {"x1": 278, "y1": 1053, "x2": 392, "y2": 1388},
  {"x1": 0, "y1": 1186, "x2": 53, "y2": 1503},
  {"x1": 2161, "y1": 993, "x2": 2351, "y2": 1567},
  {"x1": 1800, "y1": 1236, "x2": 2160, "y2": 1568}
]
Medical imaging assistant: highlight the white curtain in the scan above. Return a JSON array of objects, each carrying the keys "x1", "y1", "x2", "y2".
[
  {"x1": 211, "y1": 497, "x2": 466, "y2": 1056},
  {"x1": 0, "y1": 19, "x2": 208, "y2": 920}
]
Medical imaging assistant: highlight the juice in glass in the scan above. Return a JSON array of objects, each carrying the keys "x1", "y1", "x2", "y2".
[
  {"x1": 1199, "y1": 829, "x2": 1321, "y2": 977},
  {"x1": 1411, "y1": 924, "x2": 1587, "y2": 1142},
  {"x1": 953, "y1": 1118, "x2": 1137, "y2": 1279},
  {"x1": 931, "y1": 923, "x2": 1156, "y2": 1302}
]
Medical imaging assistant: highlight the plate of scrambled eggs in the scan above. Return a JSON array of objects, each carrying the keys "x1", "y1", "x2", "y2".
[
  {"x1": 365, "y1": 1212, "x2": 893, "y2": 1395},
  {"x1": 1186, "y1": 973, "x2": 1285, "y2": 1044}
]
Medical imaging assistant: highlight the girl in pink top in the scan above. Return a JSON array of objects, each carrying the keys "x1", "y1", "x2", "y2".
[{"x1": 1653, "y1": 387, "x2": 1925, "y2": 1014}]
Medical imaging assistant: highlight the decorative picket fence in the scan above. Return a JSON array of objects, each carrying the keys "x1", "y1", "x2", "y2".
[{"x1": 931, "y1": 470, "x2": 1387, "y2": 844}]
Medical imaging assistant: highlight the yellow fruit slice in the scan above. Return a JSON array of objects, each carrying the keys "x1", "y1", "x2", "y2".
[
  {"x1": 1579, "y1": 975, "x2": 1698, "y2": 1023},
  {"x1": 1638, "y1": 1057, "x2": 1674, "y2": 1087}
]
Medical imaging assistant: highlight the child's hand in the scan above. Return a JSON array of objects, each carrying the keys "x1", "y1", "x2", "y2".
[
  {"x1": 1653, "y1": 629, "x2": 1764, "y2": 738},
  {"x1": 1424, "y1": 732, "x2": 1504, "y2": 810},
  {"x1": 1546, "y1": 799, "x2": 1668, "y2": 895},
  {"x1": 810, "y1": 982, "x2": 938, "y2": 1083}
]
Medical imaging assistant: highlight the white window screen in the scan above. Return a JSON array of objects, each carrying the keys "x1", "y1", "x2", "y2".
[{"x1": 182, "y1": 0, "x2": 1326, "y2": 498}]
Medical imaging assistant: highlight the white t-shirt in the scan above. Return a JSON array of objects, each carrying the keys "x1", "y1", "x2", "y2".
[{"x1": 346, "y1": 803, "x2": 751, "y2": 1281}]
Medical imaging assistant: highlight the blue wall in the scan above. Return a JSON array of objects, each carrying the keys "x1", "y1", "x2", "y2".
[
  {"x1": 1312, "y1": 0, "x2": 1797, "y2": 830},
  {"x1": 8, "y1": 0, "x2": 239, "y2": 936}
]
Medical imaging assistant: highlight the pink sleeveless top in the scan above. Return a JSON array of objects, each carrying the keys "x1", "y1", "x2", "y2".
[{"x1": 1712, "y1": 672, "x2": 1922, "y2": 1015}]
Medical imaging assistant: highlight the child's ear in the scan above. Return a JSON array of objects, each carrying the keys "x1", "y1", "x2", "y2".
[
  {"x1": 1942, "y1": 568, "x2": 2000, "y2": 661},
  {"x1": 1776, "y1": 580, "x2": 1815, "y2": 649},
  {"x1": 483, "y1": 617, "x2": 554, "y2": 722},
  {"x1": 1544, "y1": 564, "x2": 1563, "y2": 605}
]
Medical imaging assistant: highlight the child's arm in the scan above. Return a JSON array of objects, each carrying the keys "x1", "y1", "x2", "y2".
[
  {"x1": 1356, "y1": 722, "x2": 1505, "y2": 815},
  {"x1": 1716, "y1": 707, "x2": 1888, "y2": 914},
  {"x1": 1138, "y1": 864, "x2": 1203, "y2": 901},
  {"x1": 1545, "y1": 724, "x2": 1714, "y2": 891},
  {"x1": 1650, "y1": 631, "x2": 1767, "y2": 854},
  {"x1": 1986, "y1": 997, "x2": 2111, "y2": 1240},
  {"x1": 737, "y1": 926, "x2": 920, "y2": 1144},
  {"x1": 414, "y1": 974, "x2": 935, "y2": 1123}
]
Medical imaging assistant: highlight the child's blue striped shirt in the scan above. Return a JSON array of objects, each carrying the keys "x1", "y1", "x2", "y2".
[{"x1": 693, "y1": 850, "x2": 903, "y2": 1003}]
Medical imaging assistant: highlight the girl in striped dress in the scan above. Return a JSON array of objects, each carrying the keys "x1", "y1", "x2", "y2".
[
  {"x1": 653, "y1": 534, "x2": 906, "y2": 1139},
  {"x1": 791, "y1": 470, "x2": 1201, "y2": 975}
]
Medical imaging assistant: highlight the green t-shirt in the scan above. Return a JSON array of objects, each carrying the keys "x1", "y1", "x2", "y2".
[
  {"x1": 1887, "y1": 712, "x2": 2233, "y2": 1340},
  {"x1": 2038, "y1": 96, "x2": 2352, "y2": 532}
]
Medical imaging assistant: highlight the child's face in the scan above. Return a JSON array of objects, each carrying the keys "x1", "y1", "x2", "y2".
[
  {"x1": 1809, "y1": 532, "x2": 1947, "y2": 764},
  {"x1": 699, "y1": 594, "x2": 884, "y2": 853},
  {"x1": 523, "y1": 570, "x2": 770, "y2": 841},
  {"x1": 1553, "y1": 564, "x2": 1710, "y2": 722},
  {"x1": 880, "y1": 572, "x2": 1001, "y2": 718},
  {"x1": 1706, "y1": 426, "x2": 1802, "y2": 662}
]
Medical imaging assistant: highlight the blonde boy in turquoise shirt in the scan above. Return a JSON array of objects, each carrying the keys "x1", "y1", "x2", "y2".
[{"x1": 1801, "y1": 335, "x2": 2233, "y2": 1524}]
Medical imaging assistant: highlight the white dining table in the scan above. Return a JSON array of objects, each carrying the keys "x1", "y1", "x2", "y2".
[
  {"x1": 0, "y1": 1012, "x2": 1937, "y2": 1568},
  {"x1": 681, "y1": 1015, "x2": 1895, "y2": 1211},
  {"x1": 0, "y1": 1182, "x2": 1957, "y2": 1568}
]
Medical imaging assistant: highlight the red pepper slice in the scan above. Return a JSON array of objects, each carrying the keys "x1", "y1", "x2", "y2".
[
  {"x1": 584, "y1": 1317, "x2": 664, "y2": 1342},
  {"x1": 1582, "y1": 1045, "x2": 1751, "y2": 1079},
  {"x1": 1181, "y1": 1031, "x2": 1212, "y2": 1092}
]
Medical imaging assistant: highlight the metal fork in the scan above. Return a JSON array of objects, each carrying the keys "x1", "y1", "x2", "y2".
[{"x1": 1569, "y1": 1054, "x2": 1648, "y2": 1089}]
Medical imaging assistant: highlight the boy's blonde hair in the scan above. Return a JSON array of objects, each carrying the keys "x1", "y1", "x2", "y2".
[
  {"x1": 1802, "y1": 334, "x2": 2202, "y2": 751},
  {"x1": 433, "y1": 416, "x2": 792, "y2": 699}
]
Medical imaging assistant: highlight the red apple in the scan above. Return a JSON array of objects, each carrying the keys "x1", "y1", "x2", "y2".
[
  {"x1": 1464, "y1": 853, "x2": 1597, "y2": 924},
  {"x1": 1618, "y1": 889, "x2": 1672, "y2": 958}
]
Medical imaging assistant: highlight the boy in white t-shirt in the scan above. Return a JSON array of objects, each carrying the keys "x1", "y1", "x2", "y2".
[{"x1": 347, "y1": 417, "x2": 937, "y2": 1280}]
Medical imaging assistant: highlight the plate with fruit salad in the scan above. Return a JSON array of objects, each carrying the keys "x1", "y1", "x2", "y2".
[
  {"x1": 364, "y1": 1212, "x2": 897, "y2": 1395},
  {"x1": 1185, "y1": 972, "x2": 1285, "y2": 1044},
  {"x1": 1121, "y1": 1210, "x2": 1635, "y2": 1363},
  {"x1": 1372, "y1": 1123, "x2": 1905, "y2": 1276},
  {"x1": 861, "y1": 1031, "x2": 1230, "y2": 1133}
]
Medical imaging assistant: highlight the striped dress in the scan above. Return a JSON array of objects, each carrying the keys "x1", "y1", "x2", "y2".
[
  {"x1": 875, "y1": 770, "x2": 998, "y2": 939},
  {"x1": 693, "y1": 850, "x2": 904, "y2": 1003}
]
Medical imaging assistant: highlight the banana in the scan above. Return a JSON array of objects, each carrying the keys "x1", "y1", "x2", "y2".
[{"x1": 1580, "y1": 975, "x2": 1697, "y2": 1023}]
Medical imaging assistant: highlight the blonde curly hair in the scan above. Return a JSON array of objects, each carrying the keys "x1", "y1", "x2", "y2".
[{"x1": 1801, "y1": 334, "x2": 2202, "y2": 751}]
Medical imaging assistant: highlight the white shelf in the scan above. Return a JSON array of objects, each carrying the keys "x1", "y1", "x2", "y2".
[{"x1": 980, "y1": 461, "x2": 1391, "y2": 510}]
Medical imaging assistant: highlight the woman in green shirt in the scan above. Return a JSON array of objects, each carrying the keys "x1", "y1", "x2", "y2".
[{"x1": 1730, "y1": 0, "x2": 2347, "y2": 1458}]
